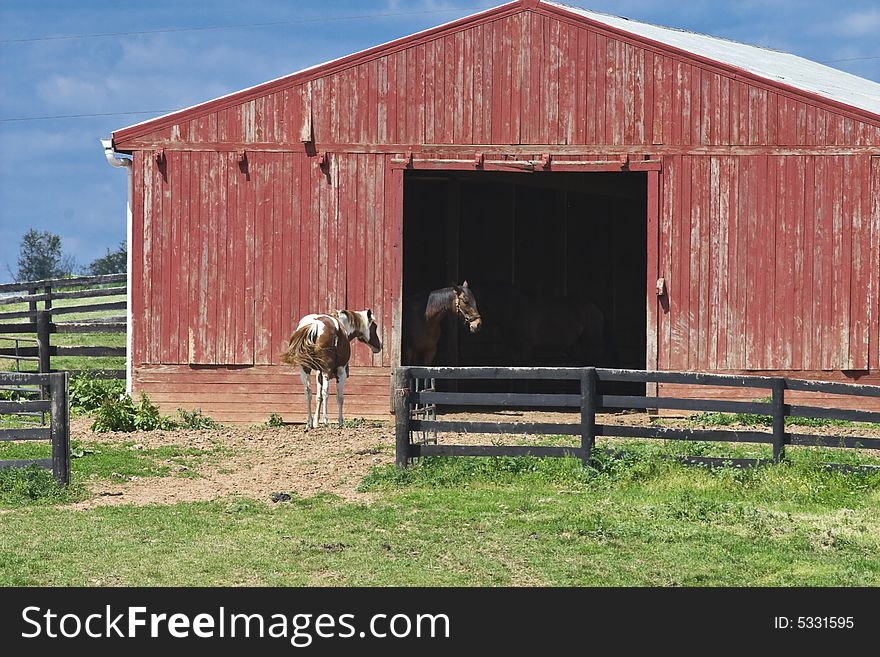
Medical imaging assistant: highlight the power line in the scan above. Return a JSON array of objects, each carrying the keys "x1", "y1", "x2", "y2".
[
  {"x1": 0, "y1": 110, "x2": 173, "y2": 123},
  {"x1": 0, "y1": 6, "x2": 492, "y2": 44},
  {"x1": 820, "y1": 55, "x2": 880, "y2": 64}
]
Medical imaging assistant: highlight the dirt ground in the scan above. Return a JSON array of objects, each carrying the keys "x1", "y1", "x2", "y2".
[{"x1": 69, "y1": 409, "x2": 880, "y2": 510}]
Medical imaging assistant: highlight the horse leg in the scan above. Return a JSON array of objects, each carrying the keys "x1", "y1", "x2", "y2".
[
  {"x1": 314, "y1": 371, "x2": 324, "y2": 427},
  {"x1": 336, "y1": 366, "x2": 347, "y2": 426},
  {"x1": 320, "y1": 372, "x2": 330, "y2": 426},
  {"x1": 299, "y1": 367, "x2": 313, "y2": 429}
]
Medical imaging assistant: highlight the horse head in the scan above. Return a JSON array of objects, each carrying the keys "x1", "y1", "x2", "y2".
[
  {"x1": 338, "y1": 309, "x2": 383, "y2": 354},
  {"x1": 453, "y1": 281, "x2": 482, "y2": 333}
]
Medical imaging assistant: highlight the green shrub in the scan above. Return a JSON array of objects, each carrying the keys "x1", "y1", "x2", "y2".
[
  {"x1": 176, "y1": 408, "x2": 219, "y2": 430},
  {"x1": 90, "y1": 393, "x2": 217, "y2": 433},
  {"x1": 91, "y1": 394, "x2": 137, "y2": 432},
  {"x1": 266, "y1": 413, "x2": 285, "y2": 427},
  {"x1": 69, "y1": 374, "x2": 125, "y2": 413},
  {"x1": 92, "y1": 393, "x2": 175, "y2": 433}
]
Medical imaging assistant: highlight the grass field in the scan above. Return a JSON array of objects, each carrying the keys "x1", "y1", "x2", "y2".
[
  {"x1": 0, "y1": 291, "x2": 126, "y2": 373},
  {"x1": 1, "y1": 435, "x2": 878, "y2": 586}
]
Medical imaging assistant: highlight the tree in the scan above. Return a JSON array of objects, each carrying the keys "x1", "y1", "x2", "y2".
[
  {"x1": 15, "y1": 229, "x2": 73, "y2": 282},
  {"x1": 86, "y1": 241, "x2": 127, "y2": 276}
]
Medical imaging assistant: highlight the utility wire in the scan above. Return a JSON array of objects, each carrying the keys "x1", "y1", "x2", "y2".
[
  {"x1": 819, "y1": 55, "x2": 880, "y2": 64},
  {"x1": 0, "y1": 110, "x2": 173, "y2": 123},
  {"x1": 0, "y1": 6, "x2": 493, "y2": 44}
]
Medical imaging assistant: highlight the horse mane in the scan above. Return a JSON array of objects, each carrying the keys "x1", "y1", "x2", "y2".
[
  {"x1": 424, "y1": 287, "x2": 454, "y2": 321},
  {"x1": 334, "y1": 309, "x2": 366, "y2": 339}
]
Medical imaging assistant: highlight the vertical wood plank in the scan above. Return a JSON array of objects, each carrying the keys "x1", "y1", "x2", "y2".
[
  {"x1": 574, "y1": 26, "x2": 587, "y2": 145},
  {"x1": 462, "y1": 29, "x2": 474, "y2": 144},
  {"x1": 675, "y1": 155, "x2": 691, "y2": 370},
  {"x1": 709, "y1": 156, "x2": 723, "y2": 369},
  {"x1": 168, "y1": 152, "x2": 182, "y2": 363},
  {"x1": 791, "y1": 157, "x2": 805, "y2": 370},
  {"x1": 870, "y1": 157, "x2": 880, "y2": 371},
  {"x1": 819, "y1": 156, "x2": 833, "y2": 370},
  {"x1": 744, "y1": 156, "x2": 759, "y2": 368},
  {"x1": 444, "y1": 35, "x2": 455, "y2": 144},
  {"x1": 548, "y1": 18, "x2": 561, "y2": 144},
  {"x1": 131, "y1": 152, "x2": 145, "y2": 365},
  {"x1": 473, "y1": 25, "x2": 485, "y2": 144},
  {"x1": 271, "y1": 154, "x2": 284, "y2": 364},
  {"x1": 203, "y1": 152, "x2": 218, "y2": 364},
  {"x1": 646, "y1": 170, "x2": 660, "y2": 377},
  {"x1": 762, "y1": 154, "x2": 776, "y2": 370},
  {"x1": 200, "y1": 152, "x2": 214, "y2": 363},
  {"x1": 482, "y1": 20, "x2": 494, "y2": 143},
  {"x1": 146, "y1": 156, "x2": 160, "y2": 364},
  {"x1": 802, "y1": 156, "x2": 815, "y2": 370}
]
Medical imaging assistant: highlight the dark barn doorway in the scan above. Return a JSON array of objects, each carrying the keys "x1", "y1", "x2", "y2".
[{"x1": 402, "y1": 169, "x2": 647, "y2": 396}]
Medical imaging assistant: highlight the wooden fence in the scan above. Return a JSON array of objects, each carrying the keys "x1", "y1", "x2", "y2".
[
  {"x1": 393, "y1": 367, "x2": 880, "y2": 471},
  {"x1": 0, "y1": 273, "x2": 126, "y2": 379},
  {"x1": 0, "y1": 371, "x2": 70, "y2": 484}
]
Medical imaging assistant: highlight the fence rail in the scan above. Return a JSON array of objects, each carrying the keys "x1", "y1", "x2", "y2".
[
  {"x1": 393, "y1": 367, "x2": 880, "y2": 471},
  {"x1": 0, "y1": 273, "x2": 126, "y2": 380},
  {"x1": 0, "y1": 371, "x2": 70, "y2": 484}
]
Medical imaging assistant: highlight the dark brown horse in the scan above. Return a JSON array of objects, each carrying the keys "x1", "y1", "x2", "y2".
[
  {"x1": 404, "y1": 282, "x2": 482, "y2": 366},
  {"x1": 281, "y1": 309, "x2": 382, "y2": 428}
]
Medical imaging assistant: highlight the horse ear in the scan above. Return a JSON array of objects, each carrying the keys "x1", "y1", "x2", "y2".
[
  {"x1": 452, "y1": 283, "x2": 463, "y2": 294},
  {"x1": 462, "y1": 280, "x2": 469, "y2": 288},
  {"x1": 366, "y1": 308, "x2": 373, "y2": 321}
]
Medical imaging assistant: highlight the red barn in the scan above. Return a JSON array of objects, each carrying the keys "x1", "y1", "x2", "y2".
[{"x1": 107, "y1": 0, "x2": 880, "y2": 422}]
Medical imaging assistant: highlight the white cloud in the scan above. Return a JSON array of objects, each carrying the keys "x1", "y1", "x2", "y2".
[{"x1": 833, "y1": 8, "x2": 880, "y2": 37}]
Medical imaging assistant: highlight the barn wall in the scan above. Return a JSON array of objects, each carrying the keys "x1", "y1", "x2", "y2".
[
  {"x1": 132, "y1": 149, "x2": 401, "y2": 420},
  {"x1": 120, "y1": 6, "x2": 880, "y2": 421},
  {"x1": 117, "y1": 10, "x2": 880, "y2": 151},
  {"x1": 134, "y1": 365, "x2": 393, "y2": 423},
  {"x1": 657, "y1": 153, "x2": 879, "y2": 374},
  {"x1": 133, "y1": 150, "x2": 397, "y2": 370}
]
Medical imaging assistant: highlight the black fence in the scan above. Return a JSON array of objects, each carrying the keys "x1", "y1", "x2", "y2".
[
  {"x1": 0, "y1": 273, "x2": 126, "y2": 379},
  {"x1": 0, "y1": 371, "x2": 70, "y2": 484},
  {"x1": 392, "y1": 367, "x2": 880, "y2": 471}
]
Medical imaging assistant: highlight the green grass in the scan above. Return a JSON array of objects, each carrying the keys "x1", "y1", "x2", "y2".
[
  {"x1": 1, "y1": 445, "x2": 878, "y2": 586},
  {"x1": 0, "y1": 438, "x2": 229, "y2": 507},
  {"x1": 0, "y1": 292, "x2": 126, "y2": 373},
  {"x1": 682, "y1": 410, "x2": 873, "y2": 430}
]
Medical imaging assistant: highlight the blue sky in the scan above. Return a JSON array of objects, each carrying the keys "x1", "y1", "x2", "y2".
[{"x1": 1, "y1": 0, "x2": 878, "y2": 283}]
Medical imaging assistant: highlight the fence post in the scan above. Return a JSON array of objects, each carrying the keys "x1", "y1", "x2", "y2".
[
  {"x1": 50, "y1": 372, "x2": 70, "y2": 485},
  {"x1": 771, "y1": 378, "x2": 787, "y2": 463},
  {"x1": 36, "y1": 310, "x2": 51, "y2": 375},
  {"x1": 28, "y1": 286, "x2": 37, "y2": 323},
  {"x1": 580, "y1": 367, "x2": 597, "y2": 468},
  {"x1": 393, "y1": 367, "x2": 412, "y2": 469}
]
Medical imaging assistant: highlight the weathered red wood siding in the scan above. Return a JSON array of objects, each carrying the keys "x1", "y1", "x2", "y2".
[
  {"x1": 117, "y1": 2, "x2": 880, "y2": 422},
  {"x1": 118, "y1": 8, "x2": 880, "y2": 150},
  {"x1": 657, "y1": 153, "x2": 877, "y2": 373},
  {"x1": 132, "y1": 150, "x2": 397, "y2": 370}
]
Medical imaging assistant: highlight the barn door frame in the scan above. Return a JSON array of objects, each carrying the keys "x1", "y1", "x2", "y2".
[
  {"x1": 646, "y1": 168, "x2": 661, "y2": 398},
  {"x1": 390, "y1": 155, "x2": 663, "y2": 372}
]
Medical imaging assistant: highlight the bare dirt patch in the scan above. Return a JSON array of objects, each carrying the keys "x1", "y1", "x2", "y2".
[
  {"x1": 69, "y1": 408, "x2": 880, "y2": 509},
  {"x1": 71, "y1": 419, "x2": 396, "y2": 509}
]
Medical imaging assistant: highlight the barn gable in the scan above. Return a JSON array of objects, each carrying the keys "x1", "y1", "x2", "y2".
[{"x1": 114, "y1": 0, "x2": 880, "y2": 151}]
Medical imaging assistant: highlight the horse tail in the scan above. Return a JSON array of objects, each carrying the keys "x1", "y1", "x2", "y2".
[{"x1": 279, "y1": 323, "x2": 324, "y2": 370}]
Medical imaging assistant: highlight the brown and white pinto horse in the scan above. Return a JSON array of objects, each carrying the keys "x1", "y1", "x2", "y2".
[
  {"x1": 281, "y1": 309, "x2": 382, "y2": 428},
  {"x1": 403, "y1": 282, "x2": 482, "y2": 366}
]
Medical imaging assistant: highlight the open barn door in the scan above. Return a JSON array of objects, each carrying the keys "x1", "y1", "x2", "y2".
[{"x1": 400, "y1": 160, "x2": 655, "y2": 398}]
